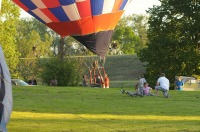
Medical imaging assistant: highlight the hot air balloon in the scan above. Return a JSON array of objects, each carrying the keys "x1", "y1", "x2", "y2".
[
  {"x1": 12, "y1": 0, "x2": 132, "y2": 59},
  {"x1": 0, "y1": 46, "x2": 13, "y2": 132},
  {"x1": 0, "y1": 0, "x2": 2, "y2": 12}
]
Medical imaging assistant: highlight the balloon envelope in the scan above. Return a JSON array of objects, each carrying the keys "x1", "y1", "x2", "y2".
[
  {"x1": 0, "y1": 46, "x2": 13, "y2": 131},
  {"x1": 12, "y1": 0, "x2": 132, "y2": 57},
  {"x1": 0, "y1": 0, "x2": 2, "y2": 12}
]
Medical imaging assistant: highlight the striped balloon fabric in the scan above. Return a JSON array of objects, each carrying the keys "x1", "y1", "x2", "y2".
[
  {"x1": 0, "y1": 46, "x2": 12, "y2": 132},
  {"x1": 12, "y1": 0, "x2": 132, "y2": 57},
  {"x1": 0, "y1": 0, "x2": 2, "y2": 12}
]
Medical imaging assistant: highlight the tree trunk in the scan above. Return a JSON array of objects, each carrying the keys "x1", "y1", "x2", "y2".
[{"x1": 58, "y1": 37, "x2": 65, "y2": 61}]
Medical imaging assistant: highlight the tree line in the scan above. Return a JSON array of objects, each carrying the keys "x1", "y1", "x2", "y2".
[{"x1": 138, "y1": 0, "x2": 200, "y2": 89}]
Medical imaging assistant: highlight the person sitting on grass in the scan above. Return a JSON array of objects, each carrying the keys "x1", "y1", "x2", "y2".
[
  {"x1": 50, "y1": 77, "x2": 58, "y2": 86},
  {"x1": 28, "y1": 77, "x2": 37, "y2": 85},
  {"x1": 143, "y1": 82, "x2": 155, "y2": 96},
  {"x1": 120, "y1": 83, "x2": 144, "y2": 97},
  {"x1": 120, "y1": 75, "x2": 148, "y2": 97},
  {"x1": 82, "y1": 75, "x2": 88, "y2": 87},
  {"x1": 123, "y1": 74, "x2": 146, "y2": 97}
]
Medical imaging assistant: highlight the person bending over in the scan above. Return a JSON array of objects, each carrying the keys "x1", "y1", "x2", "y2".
[{"x1": 155, "y1": 73, "x2": 170, "y2": 98}]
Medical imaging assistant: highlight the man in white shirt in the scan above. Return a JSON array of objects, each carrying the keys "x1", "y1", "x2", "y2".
[{"x1": 155, "y1": 73, "x2": 170, "y2": 98}]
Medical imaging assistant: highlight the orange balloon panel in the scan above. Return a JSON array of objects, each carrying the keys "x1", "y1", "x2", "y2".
[{"x1": 46, "y1": 11, "x2": 124, "y2": 37}]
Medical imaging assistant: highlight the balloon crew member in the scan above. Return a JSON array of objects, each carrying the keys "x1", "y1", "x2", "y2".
[
  {"x1": 101, "y1": 68, "x2": 109, "y2": 88},
  {"x1": 104, "y1": 74, "x2": 110, "y2": 88},
  {"x1": 89, "y1": 60, "x2": 110, "y2": 88}
]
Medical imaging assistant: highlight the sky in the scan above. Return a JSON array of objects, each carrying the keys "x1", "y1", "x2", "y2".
[
  {"x1": 20, "y1": 0, "x2": 161, "y2": 18},
  {"x1": 124, "y1": 0, "x2": 161, "y2": 15}
]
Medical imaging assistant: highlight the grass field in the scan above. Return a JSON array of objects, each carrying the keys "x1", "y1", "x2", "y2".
[{"x1": 8, "y1": 86, "x2": 200, "y2": 132}]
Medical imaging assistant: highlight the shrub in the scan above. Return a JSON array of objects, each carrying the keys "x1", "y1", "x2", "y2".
[{"x1": 39, "y1": 57, "x2": 85, "y2": 86}]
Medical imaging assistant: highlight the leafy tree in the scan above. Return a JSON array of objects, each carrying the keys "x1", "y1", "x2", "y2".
[
  {"x1": 57, "y1": 37, "x2": 93, "y2": 58},
  {"x1": 16, "y1": 18, "x2": 52, "y2": 41},
  {"x1": 138, "y1": 0, "x2": 200, "y2": 89},
  {"x1": 16, "y1": 30, "x2": 52, "y2": 58},
  {"x1": 112, "y1": 15, "x2": 146, "y2": 54},
  {"x1": 31, "y1": 19, "x2": 52, "y2": 41},
  {"x1": 64, "y1": 37, "x2": 93, "y2": 56},
  {"x1": 130, "y1": 14, "x2": 149, "y2": 52},
  {"x1": 0, "y1": 0, "x2": 20, "y2": 77},
  {"x1": 15, "y1": 18, "x2": 53, "y2": 79},
  {"x1": 16, "y1": 18, "x2": 53, "y2": 58},
  {"x1": 18, "y1": 58, "x2": 39, "y2": 82}
]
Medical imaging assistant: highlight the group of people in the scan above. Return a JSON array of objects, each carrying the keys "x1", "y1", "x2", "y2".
[
  {"x1": 27, "y1": 72, "x2": 183, "y2": 92},
  {"x1": 121, "y1": 73, "x2": 170, "y2": 98},
  {"x1": 82, "y1": 73, "x2": 110, "y2": 88},
  {"x1": 28, "y1": 77, "x2": 58, "y2": 86},
  {"x1": 82, "y1": 60, "x2": 110, "y2": 88}
]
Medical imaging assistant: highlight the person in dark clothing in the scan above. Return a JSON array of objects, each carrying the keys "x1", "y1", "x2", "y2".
[
  {"x1": 175, "y1": 76, "x2": 184, "y2": 90},
  {"x1": 90, "y1": 75, "x2": 101, "y2": 87},
  {"x1": 50, "y1": 77, "x2": 58, "y2": 86},
  {"x1": 28, "y1": 77, "x2": 37, "y2": 85},
  {"x1": 82, "y1": 75, "x2": 88, "y2": 87}
]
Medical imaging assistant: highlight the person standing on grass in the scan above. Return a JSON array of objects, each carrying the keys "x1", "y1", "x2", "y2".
[
  {"x1": 104, "y1": 74, "x2": 110, "y2": 88},
  {"x1": 136, "y1": 74, "x2": 146, "y2": 96},
  {"x1": 175, "y1": 76, "x2": 184, "y2": 90},
  {"x1": 155, "y1": 73, "x2": 170, "y2": 98}
]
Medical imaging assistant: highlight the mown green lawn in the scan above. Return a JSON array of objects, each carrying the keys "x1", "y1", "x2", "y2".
[{"x1": 8, "y1": 86, "x2": 200, "y2": 132}]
